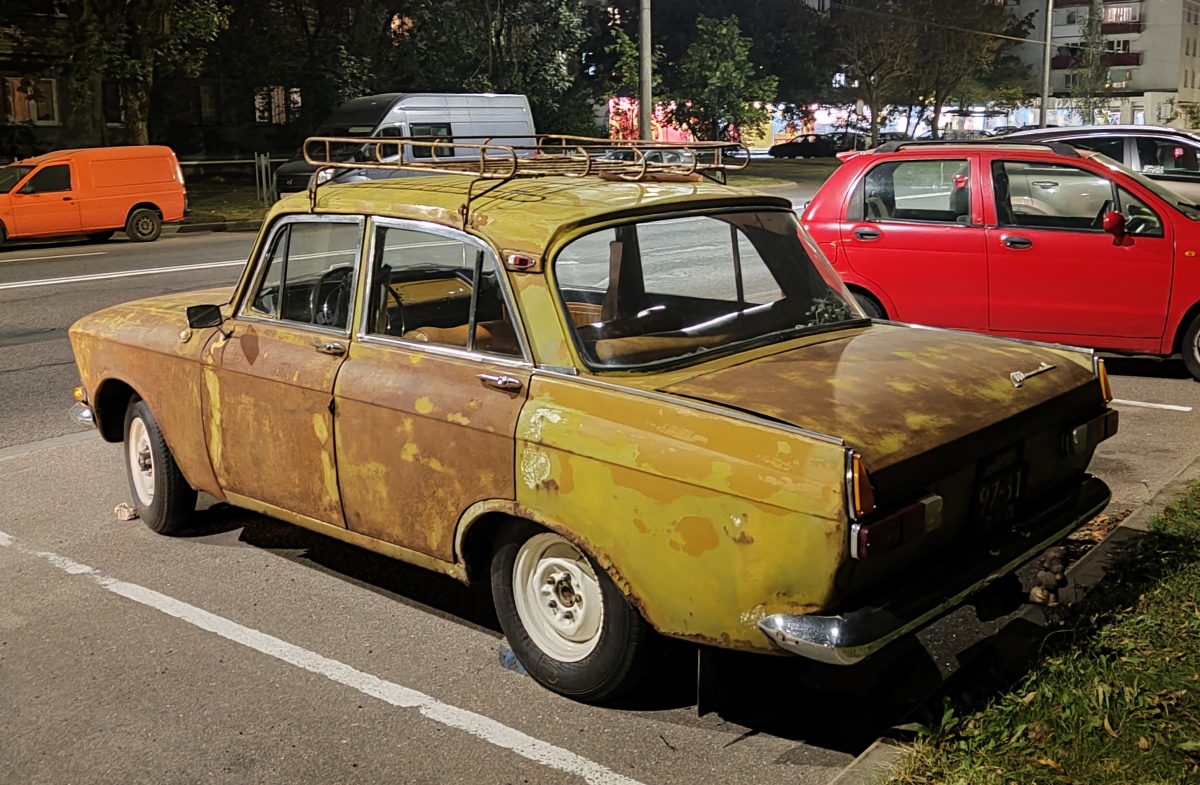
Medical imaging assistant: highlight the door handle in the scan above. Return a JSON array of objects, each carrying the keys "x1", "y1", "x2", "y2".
[
  {"x1": 312, "y1": 341, "x2": 346, "y2": 356},
  {"x1": 1031, "y1": 180, "x2": 1059, "y2": 189},
  {"x1": 62, "y1": 196, "x2": 72, "y2": 201},
  {"x1": 1003, "y1": 236, "x2": 1033, "y2": 250},
  {"x1": 853, "y1": 227, "x2": 881, "y2": 241},
  {"x1": 477, "y1": 373, "x2": 523, "y2": 392}
]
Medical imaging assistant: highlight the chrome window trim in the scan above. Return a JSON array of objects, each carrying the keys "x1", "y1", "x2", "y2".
[
  {"x1": 532, "y1": 369, "x2": 844, "y2": 446},
  {"x1": 234, "y1": 213, "x2": 366, "y2": 339},
  {"x1": 357, "y1": 216, "x2": 533, "y2": 364},
  {"x1": 357, "y1": 333, "x2": 534, "y2": 370}
]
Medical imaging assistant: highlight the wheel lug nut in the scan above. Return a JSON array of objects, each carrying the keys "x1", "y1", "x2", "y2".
[
  {"x1": 548, "y1": 600, "x2": 557, "y2": 609},
  {"x1": 563, "y1": 611, "x2": 574, "y2": 621}
]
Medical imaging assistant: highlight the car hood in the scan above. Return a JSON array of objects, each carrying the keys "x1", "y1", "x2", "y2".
[{"x1": 659, "y1": 324, "x2": 1098, "y2": 471}]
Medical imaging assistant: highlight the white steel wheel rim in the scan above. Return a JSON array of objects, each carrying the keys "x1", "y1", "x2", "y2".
[
  {"x1": 512, "y1": 532, "x2": 604, "y2": 663},
  {"x1": 127, "y1": 417, "x2": 155, "y2": 507}
]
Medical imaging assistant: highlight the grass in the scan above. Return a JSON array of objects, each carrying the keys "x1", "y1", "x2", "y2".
[
  {"x1": 183, "y1": 181, "x2": 269, "y2": 225},
  {"x1": 724, "y1": 157, "x2": 842, "y2": 189},
  {"x1": 894, "y1": 486, "x2": 1200, "y2": 785}
]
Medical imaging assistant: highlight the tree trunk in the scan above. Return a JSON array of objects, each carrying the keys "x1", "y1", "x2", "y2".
[
  {"x1": 867, "y1": 86, "x2": 880, "y2": 148},
  {"x1": 930, "y1": 96, "x2": 945, "y2": 140},
  {"x1": 123, "y1": 79, "x2": 152, "y2": 145}
]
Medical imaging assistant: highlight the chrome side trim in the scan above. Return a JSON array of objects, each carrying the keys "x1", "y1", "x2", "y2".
[
  {"x1": 357, "y1": 333, "x2": 534, "y2": 369},
  {"x1": 531, "y1": 369, "x2": 845, "y2": 446}
]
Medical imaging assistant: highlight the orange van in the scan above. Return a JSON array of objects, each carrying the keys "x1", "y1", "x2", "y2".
[{"x1": 0, "y1": 145, "x2": 186, "y2": 245}]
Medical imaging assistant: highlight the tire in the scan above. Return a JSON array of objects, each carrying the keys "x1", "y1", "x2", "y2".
[
  {"x1": 0, "y1": 222, "x2": 6, "y2": 246},
  {"x1": 125, "y1": 208, "x2": 161, "y2": 242},
  {"x1": 491, "y1": 520, "x2": 658, "y2": 703},
  {"x1": 89, "y1": 231, "x2": 115, "y2": 242},
  {"x1": 123, "y1": 399, "x2": 196, "y2": 534},
  {"x1": 1182, "y1": 314, "x2": 1200, "y2": 381},
  {"x1": 852, "y1": 291, "x2": 887, "y2": 320}
]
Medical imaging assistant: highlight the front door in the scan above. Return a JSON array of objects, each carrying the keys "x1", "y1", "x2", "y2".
[
  {"x1": 839, "y1": 155, "x2": 988, "y2": 330},
  {"x1": 11, "y1": 163, "x2": 81, "y2": 236},
  {"x1": 986, "y1": 159, "x2": 1172, "y2": 344},
  {"x1": 334, "y1": 220, "x2": 530, "y2": 561},
  {"x1": 204, "y1": 216, "x2": 364, "y2": 525}
]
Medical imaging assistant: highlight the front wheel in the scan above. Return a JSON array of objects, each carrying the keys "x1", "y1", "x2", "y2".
[
  {"x1": 491, "y1": 521, "x2": 657, "y2": 703},
  {"x1": 124, "y1": 399, "x2": 197, "y2": 534},
  {"x1": 125, "y1": 208, "x2": 161, "y2": 242},
  {"x1": 1182, "y1": 315, "x2": 1200, "y2": 381}
]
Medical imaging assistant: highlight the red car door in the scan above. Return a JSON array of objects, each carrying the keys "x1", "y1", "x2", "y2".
[
  {"x1": 985, "y1": 157, "x2": 1172, "y2": 347},
  {"x1": 838, "y1": 154, "x2": 988, "y2": 329}
]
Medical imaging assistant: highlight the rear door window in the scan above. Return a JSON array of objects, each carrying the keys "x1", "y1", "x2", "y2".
[
  {"x1": 992, "y1": 160, "x2": 1116, "y2": 231},
  {"x1": 861, "y1": 159, "x2": 972, "y2": 224},
  {"x1": 1135, "y1": 137, "x2": 1200, "y2": 174}
]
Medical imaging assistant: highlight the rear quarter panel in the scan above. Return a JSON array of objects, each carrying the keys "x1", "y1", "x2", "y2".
[
  {"x1": 79, "y1": 152, "x2": 186, "y2": 229},
  {"x1": 514, "y1": 374, "x2": 850, "y2": 652}
]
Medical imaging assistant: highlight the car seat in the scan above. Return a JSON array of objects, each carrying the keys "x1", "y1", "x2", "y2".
[{"x1": 991, "y1": 162, "x2": 1017, "y2": 225}]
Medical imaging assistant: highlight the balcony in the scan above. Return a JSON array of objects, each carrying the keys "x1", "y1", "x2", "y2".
[
  {"x1": 1056, "y1": 0, "x2": 1141, "y2": 5},
  {"x1": 1103, "y1": 21, "x2": 1144, "y2": 34},
  {"x1": 1051, "y1": 52, "x2": 1142, "y2": 69}
]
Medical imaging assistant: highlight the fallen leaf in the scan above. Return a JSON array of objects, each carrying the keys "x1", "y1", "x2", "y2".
[
  {"x1": 1104, "y1": 715, "x2": 1120, "y2": 739},
  {"x1": 1138, "y1": 737, "x2": 1150, "y2": 750},
  {"x1": 1037, "y1": 758, "x2": 1065, "y2": 772},
  {"x1": 1027, "y1": 721, "x2": 1054, "y2": 746},
  {"x1": 1019, "y1": 691, "x2": 1038, "y2": 706}
]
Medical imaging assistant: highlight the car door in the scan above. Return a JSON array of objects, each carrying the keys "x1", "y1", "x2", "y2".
[
  {"x1": 11, "y1": 162, "x2": 81, "y2": 236},
  {"x1": 1131, "y1": 135, "x2": 1200, "y2": 206},
  {"x1": 985, "y1": 157, "x2": 1172, "y2": 343},
  {"x1": 333, "y1": 219, "x2": 530, "y2": 561},
  {"x1": 839, "y1": 154, "x2": 988, "y2": 329},
  {"x1": 203, "y1": 215, "x2": 364, "y2": 526}
]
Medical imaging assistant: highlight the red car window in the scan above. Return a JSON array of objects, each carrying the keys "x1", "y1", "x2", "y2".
[{"x1": 860, "y1": 159, "x2": 972, "y2": 225}]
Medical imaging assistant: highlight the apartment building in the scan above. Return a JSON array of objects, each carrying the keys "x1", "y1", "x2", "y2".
[{"x1": 1013, "y1": 0, "x2": 1200, "y2": 126}]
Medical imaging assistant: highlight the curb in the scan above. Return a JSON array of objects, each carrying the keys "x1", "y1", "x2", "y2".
[
  {"x1": 166, "y1": 220, "x2": 263, "y2": 235},
  {"x1": 829, "y1": 455, "x2": 1200, "y2": 785}
]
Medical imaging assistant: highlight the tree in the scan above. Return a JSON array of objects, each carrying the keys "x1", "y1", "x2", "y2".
[
  {"x1": 834, "y1": 0, "x2": 920, "y2": 147},
  {"x1": 666, "y1": 16, "x2": 777, "y2": 142},
  {"x1": 1068, "y1": 0, "x2": 1111, "y2": 124}
]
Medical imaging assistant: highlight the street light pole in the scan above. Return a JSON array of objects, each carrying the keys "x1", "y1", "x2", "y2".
[
  {"x1": 639, "y1": 0, "x2": 653, "y2": 141},
  {"x1": 1040, "y1": 0, "x2": 1054, "y2": 127}
]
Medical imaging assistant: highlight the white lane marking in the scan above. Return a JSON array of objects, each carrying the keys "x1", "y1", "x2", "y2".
[
  {"x1": 0, "y1": 259, "x2": 245, "y2": 291},
  {"x1": 0, "y1": 531, "x2": 645, "y2": 785},
  {"x1": 0, "y1": 251, "x2": 107, "y2": 265},
  {"x1": 1111, "y1": 398, "x2": 1194, "y2": 413}
]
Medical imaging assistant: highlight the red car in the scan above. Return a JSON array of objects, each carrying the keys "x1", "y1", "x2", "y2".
[{"x1": 802, "y1": 141, "x2": 1200, "y2": 379}]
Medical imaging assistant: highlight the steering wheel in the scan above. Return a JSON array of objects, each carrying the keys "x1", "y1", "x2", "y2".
[
  {"x1": 382, "y1": 282, "x2": 406, "y2": 335},
  {"x1": 310, "y1": 267, "x2": 353, "y2": 328}
]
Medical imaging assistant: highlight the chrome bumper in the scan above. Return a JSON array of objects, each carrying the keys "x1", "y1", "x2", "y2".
[
  {"x1": 758, "y1": 475, "x2": 1111, "y2": 665},
  {"x1": 72, "y1": 403, "x2": 95, "y2": 427}
]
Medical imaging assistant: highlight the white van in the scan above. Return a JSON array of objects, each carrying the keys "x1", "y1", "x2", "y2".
[{"x1": 273, "y1": 93, "x2": 535, "y2": 199}]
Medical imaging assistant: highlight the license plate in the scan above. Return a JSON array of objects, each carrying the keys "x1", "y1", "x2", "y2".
[{"x1": 974, "y1": 465, "x2": 1024, "y2": 532}]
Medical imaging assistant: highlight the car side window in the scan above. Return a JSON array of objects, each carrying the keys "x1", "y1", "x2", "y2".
[
  {"x1": 409, "y1": 123, "x2": 453, "y2": 159},
  {"x1": 246, "y1": 220, "x2": 362, "y2": 330},
  {"x1": 23, "y1": 164, "x2": 71, "y2": 193},
  {"x1": 366, "y1": 225, "x2": 523, "y2": 358},
  {"x1": 861, "y1": 159, "x2": 971, "y2": 225},
  {"x1": 1067, "y1": 137, "x2": 1124, "y2": 163},
  {"x1": 1135, "y1": 137, "x2": 1200, "y2": 174},
  {"x1": 992, "y1": 160, "x2": 1116, "y2": 231},
  {"x1": 1117, "y1": 187, "x2": 1165, "y2": 237}
]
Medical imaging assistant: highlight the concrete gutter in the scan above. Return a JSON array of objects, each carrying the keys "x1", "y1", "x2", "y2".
[
  {"x1": 166, "y1": 220, "x2": 263, "y2": 235},
  {"x1": 829, "y1": 456, "x2": 1200, "y2": 785}
]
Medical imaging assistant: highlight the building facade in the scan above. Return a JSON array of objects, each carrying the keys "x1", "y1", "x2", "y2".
[{"x1": 1012, "y1": 0, "x2": 1200, "y2": 126}]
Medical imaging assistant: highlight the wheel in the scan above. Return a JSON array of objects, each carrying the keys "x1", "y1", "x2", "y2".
[
  {"x1": 123, "y1": 399, "x2": 197, "y2": 534},
  {"x1": 89, "y1": 231, "x2": 115, "y2": 242},
  {"x1": 491, "y1": 520, "x2": 657, "y2": 702},
  {"x1": 125, "y1": 208, "x2": 161, "y2": 242},
  {"x1": 852, "y1": 291, "x2": 887, "y2": 320},
  {"x1": 1182, "y1": 315, "x2": 1200, "y2": 381},
  {"x1": 0, "y1": 222, "x2": 6, "y2": 246}
]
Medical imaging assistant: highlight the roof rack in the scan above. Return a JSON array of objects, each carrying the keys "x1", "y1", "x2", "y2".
[{"x1": 871, "y1": 139, "x2": 1081, "y2": 157}]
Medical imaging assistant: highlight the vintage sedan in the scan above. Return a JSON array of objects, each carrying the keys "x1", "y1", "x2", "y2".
[{"x1": 70, "y1": 139, "x2": 1117, "y2": 703}]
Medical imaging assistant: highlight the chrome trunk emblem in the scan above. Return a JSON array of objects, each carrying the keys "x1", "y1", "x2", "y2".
[{"x1": 1010, "y1": 362, "x2": 1055, "y2": 388}]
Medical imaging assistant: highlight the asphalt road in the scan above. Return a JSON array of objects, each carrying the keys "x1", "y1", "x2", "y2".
[{"x1": 3, "y1": 215, "x2": 1200, "y2": 784}]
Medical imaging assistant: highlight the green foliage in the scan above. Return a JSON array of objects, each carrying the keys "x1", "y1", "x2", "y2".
[
  {"x1": 666, "y1": 16, "x2": 776, "y2": 142},
  {"x1": 834, "y1": 0, "x2": 918, "y2": 146},
  {"x1": 1069, "y1": 0, "x2": 1113, "y2": 124},
  {"x1": 606, "y1": 26, "x2": 663, "y2": 100},
  {"x1": 895, "y1": 483, "x2": 1200, "y2": 785}
]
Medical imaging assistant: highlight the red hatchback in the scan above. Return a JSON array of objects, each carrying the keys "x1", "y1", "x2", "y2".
[{"x1": 802, "y1": 141, "x2": 1200, "y2": 379}]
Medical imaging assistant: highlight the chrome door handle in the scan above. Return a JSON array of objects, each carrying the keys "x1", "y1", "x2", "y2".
[
  {"x1": 477, "y1": 373, "x2": 523, "y2": 392},
  {"x1": 1031, "y1": 180, "x2": 1059, "y2": 189},
  {"x1": 312, "y1": 341, "x2": 346, "y2": 356}
]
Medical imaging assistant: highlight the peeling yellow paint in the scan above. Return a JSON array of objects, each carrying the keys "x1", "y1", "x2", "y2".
[{"x1": 415, "y1": 396, "x2": 434, "y2": 415}]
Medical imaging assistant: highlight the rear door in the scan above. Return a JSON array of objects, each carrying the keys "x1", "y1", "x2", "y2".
[
  {"x1": 839, "y1": 154, "x2": 988, "y2": 329},
  {"x1": 985, "y1": 156, "x2": 1172, "y2": 344},
  {"x1": 1131, "y1": 134, "x2": 1200, "y2": 205}
]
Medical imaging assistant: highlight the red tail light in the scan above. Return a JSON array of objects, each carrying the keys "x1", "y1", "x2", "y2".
[{"x1": 851, "y1": 494, "x2": 944, "y2": 560}]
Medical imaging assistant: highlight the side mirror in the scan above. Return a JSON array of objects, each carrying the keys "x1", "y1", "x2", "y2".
[
  {"x1": 186, "y1": 304, "x2": 224, "y2": 329},
  {"x1": 1102, "y1": 210, "x2": 1126, "y2": 243}
]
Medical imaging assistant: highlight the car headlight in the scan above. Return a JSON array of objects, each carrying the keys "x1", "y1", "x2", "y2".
[{"x1": 315, "y1": 169, "x2": 335, "y2": 185}]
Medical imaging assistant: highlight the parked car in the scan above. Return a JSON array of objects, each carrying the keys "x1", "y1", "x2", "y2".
[
  {"x1": 601, "y1": 147, "x2": 695, "y2": 164},
  {"x1": 0, "y1": 145, "x2": 185, "y2": 245},
  {"x1": 803, "y1": 139, "x2": 1200, "y2": 378},
  {"x1": 1007, "y1": 125, "x2": 1200, "y2": 205},
  {"x1": 769, "y1": 133, "x2": 837, "y2": 158},
  {"x1": 273, "y1": 93, "x2": 535, "y2": 199},
  {"x1": 70, "y1": 137, "x2": 1115, "y2": 703},
  {"x1": 830, "y1": 131, "x2": 870, "y2": 153}
]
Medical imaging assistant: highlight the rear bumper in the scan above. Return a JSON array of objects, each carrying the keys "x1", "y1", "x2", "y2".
[{"x1": 758, "y1": 474, "x2": 1110, "y2": 665}]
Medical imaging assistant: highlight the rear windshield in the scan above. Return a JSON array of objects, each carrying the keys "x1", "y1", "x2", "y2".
[
  {"x1": 0, "y1": 166, "x2": 33, "y2": 193},
  {"x1": 553, "y1": 210, "x2": 864, "y2": 370}
]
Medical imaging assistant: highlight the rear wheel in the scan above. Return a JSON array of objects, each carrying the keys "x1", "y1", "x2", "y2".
[
  {"x1": 125, "y1": 208, "x2": 161, "y2": 242},
  {"x1": 491, "y1": 520, "x2": 657, "y2": 703},
  {"x1": 1181, "y1": 314, "x2": 1200, "y2": 381},
  {"x1": 123, "y1": 399, "x2": 196, "y2": 534},
  {"x1": 852, "y1": 291, "x2": 887, "y2": 320}
]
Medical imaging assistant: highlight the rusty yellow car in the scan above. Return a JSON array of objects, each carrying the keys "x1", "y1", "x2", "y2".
[{"x1": 69, "y1": 137, "x2": 1117, "y2": 703}]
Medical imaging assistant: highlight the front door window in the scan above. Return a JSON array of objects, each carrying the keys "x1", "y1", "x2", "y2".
[{"x1": 247, "y1": 220, "x2": 361, "y2": 331}]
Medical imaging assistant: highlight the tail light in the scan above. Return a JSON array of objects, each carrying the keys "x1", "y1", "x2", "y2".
[
  {"x1": 851, "y1": 495, "x2": 944, "y2": 560},
  {"x1": 845, "y1": 450, "x2": 876, "y2": 521}
]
